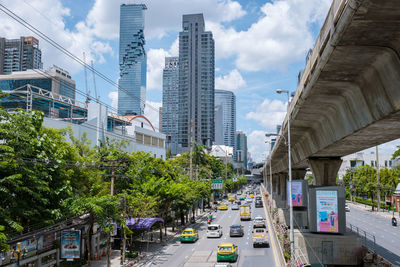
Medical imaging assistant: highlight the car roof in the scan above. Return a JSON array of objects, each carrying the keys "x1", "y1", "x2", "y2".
[
  {"x1": 208, "y1": 224, "x2": 220, "y2": 227},
  {"x1": 255, "y1": 216, "x2": 264, "y2": 219},
  {"x1": 230, "y1": 224, "x2": 241, "y2": 227},
  {"x1": 183, "y1": 228, "x2": 195, "y2": 231},
  {"x1": 219, "y1": 243, "x2": 234, "y2": 247}
]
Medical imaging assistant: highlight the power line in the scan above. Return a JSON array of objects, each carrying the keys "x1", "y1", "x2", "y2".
[{"x1": 0, "y1": 3, "x2": 160, "y2": 114}]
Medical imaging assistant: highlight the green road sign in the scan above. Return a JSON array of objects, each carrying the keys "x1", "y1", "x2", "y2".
[{"x1": 211, "y1": 179, "x2": 223, "y2": 189}]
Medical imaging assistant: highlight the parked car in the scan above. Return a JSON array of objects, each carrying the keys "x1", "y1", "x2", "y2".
[
  {"x1": 217, "y1": 243, "x2": 239, "y2": 263},
  {"x1": 345, "y1": 204, "x2": 350, "y2": 212},
  {"x1": 207, "y1": 224, "x2": 223, "y2": 238},
  {"x1": 229, "y1": 224, "x2": 244, "y2": 237},
  {"x1": 253, "y1": 217, "x2": 266, "y2": 228},
  {"x1": 252, "y1": 228, "x2": 269, "y2": 247}
]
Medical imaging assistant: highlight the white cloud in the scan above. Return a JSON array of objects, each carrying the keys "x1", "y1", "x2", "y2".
[
  {"x1": 215, "y1": 69, "x2": 246, "y2": 91},
  {"x1": 80, "y1": 0, "x2": 246, "y2": 40},
  {"x1": 144, "y1": 101, "x2": 162, "y2": 131},
  {"x1": 246, "y1": 98, "x2": 287, "y2": 131},
  {"x1": 108, "y1": 91, "x2": 118, "y2": 111},
  {"x1": 208, "y1": 0, "x2": 331, "y2": 71},
  {"x1": 147, "y1": 49, "x2": 170, "y2": 91},
  {"x1": 248, "y1": 130, "x2": 270, "y2": 163}
]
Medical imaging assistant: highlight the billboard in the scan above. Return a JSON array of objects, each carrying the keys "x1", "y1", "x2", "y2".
[
  {"x1": 316, "y1": 190, "x2": 338, "y2": 233},
  {"x1": 287, "y1": 180, "x2": 308, "y2": 207},
  {"x1": 61, "y1": 230, "x2": 81, "y2": 259},
  {"x1": 308, "y1": 186, "x2": 346, "y2": 234}
]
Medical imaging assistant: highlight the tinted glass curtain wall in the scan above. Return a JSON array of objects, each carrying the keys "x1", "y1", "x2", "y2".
[{"x1": 118, "y1": 4, "x2": 147, "y2": 116}]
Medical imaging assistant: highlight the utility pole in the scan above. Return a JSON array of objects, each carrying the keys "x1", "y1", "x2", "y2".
[
  {"x1": 376, "y1": 145, "x2": 381, "y2": 212},
  {"x1": 121, "y1": 193, "x2": 127, "y2": 265},
  {"x1": 189, "y1": 119, "x2": 194, "y2": 180}
]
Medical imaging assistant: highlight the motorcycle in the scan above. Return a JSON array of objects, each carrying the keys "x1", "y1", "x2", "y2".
[{"x1": 392, "y1": 217, "x2": 397, "y2": 227}]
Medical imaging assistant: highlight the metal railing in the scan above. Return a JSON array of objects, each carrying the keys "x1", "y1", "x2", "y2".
[{"x1": 346, "y1": 223, "x2": 376, "y2": 253}]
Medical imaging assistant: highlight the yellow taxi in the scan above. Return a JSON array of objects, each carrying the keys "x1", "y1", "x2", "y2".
[
  {"x1": 217, "y1": 243, "x2": 238, "y2": 262},
  {"x1": 180, "y1": 228, "x2": 199, "y2": 243},
  {"x1": 219, "y1": 203, "x2": 228, "y2": 210},
  {"x1": 249, "y1": 194, "x2": 254, "y2": 199}
]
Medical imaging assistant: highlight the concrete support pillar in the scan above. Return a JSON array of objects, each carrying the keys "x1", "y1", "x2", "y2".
[
  {"x1": 273, "y1": 174, "x2": 279, "y2": 194},
  {"x1": 308, "y1": 157, "x2": 342, "y2": 186},
  {"x1": 280, "y1": 173, "x2": 287, "y2": 202},
  {"x1": 292, "y1": 169, "x2": 307, "y2": 180}
]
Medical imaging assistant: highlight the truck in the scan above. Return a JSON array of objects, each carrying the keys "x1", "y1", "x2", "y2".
[{"x1": 240, "y1": 205, "x2": 251, "y2": 221}]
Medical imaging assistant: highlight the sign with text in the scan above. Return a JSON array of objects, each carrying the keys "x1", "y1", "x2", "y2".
[
  {"x1": 316, "y1": 190, "x2": 339, "y2": 233},
  {"x1": 211, "y1": 179, "x2": 223, "y2": 189},
  {"x1": 61, "y1": 230, "x2": 81, "y2": 259},
  {"x1": 232, "y1": 176, "x2": 238, "y2": 182},
  {"x1": 287, "y1": 181, "x2": 303, "y2": 207}
]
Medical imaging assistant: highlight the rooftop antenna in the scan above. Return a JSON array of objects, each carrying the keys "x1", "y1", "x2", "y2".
[
  {"x1": 83, "y1": 52, "x2": 90, "y2": 106},
  {"x1": 91, "y1": 60, "x2": 99, "y2": 103}
]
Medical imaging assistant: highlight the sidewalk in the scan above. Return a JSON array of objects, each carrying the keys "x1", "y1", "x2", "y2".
[
  {"x1": 90, "y1": 209, "x2": 211, "y2": 266},
  {"x1": 347, "y1": 200, "x2": 400, "y2": 220}
]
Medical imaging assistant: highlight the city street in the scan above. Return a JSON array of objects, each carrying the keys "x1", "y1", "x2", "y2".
[
  {"x1": 346, "y1": 202, "x2": 400, "y2": 266},
  {"x1": 138, "y1": 194, "x2": 277, "y2": 267}
]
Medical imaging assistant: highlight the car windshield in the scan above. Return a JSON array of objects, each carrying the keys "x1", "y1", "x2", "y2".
[
  {"x1": 231, "y1": 225, "x2": 241, "y2": 229},
  {"x1": 255, "y1": 229, "x2": 264, "y2": 233},
  {"x1": 183, "y1": 231, "x2": 193, "y2": 234},
  {"x1": 208, "y1": 226, "x2": 219, "y2": 230},
  {"x1": 219, "y1": 246, "x2": 233, "y2": 251}
]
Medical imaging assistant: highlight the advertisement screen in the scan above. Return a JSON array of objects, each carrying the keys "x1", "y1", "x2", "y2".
[
  {"x1": 316, "y1": 190, "x2": 339, "y2": 233},
  {"x1": 61, "y1": 230, "x2": 81, "y2": 259},
  {"x1": 287, "y1": 181, "x2": 303, "y2": 207}
]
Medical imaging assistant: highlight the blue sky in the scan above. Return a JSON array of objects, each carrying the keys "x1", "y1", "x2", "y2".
[{"x1": 1, "y1": 0, "x2": 399, "y2": 161}]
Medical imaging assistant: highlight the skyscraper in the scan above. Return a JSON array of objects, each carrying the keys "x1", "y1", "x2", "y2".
[
  {"x1": 0, "y1": 36, "x2": 43, "y2": 74},
  {"x1": 236, "y1": 131, "x2": 248, "y2": 170},
  {"x1": 162, "y1": 57, "x2": 179, "y2": 154},
  {"x1": 178, "y1": 14, "x2": 215, "y2": 152},
  {"x1": 215, "y1": 89, "x2": 236, "y2": 148},
  {"x1": 118, "y1": 4, "x2": 147, "y2": 116}
]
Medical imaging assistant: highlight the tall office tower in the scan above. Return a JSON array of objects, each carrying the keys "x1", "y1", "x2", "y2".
[
  {"x1": 118, "y1": 4, "x2": 147, "y2": 116},
  {"x1": 162, "y1": 57, "x2": 179, "y2": 154},
  {"x1": 0, "y1": 36, "x2": 43, "y2": 74},
  {"x1": 215, "y1": 89, "x2": 236, "y2": 147},
  {"x1": 214, "y1": 105, "x2": 223, "y2": 145},
  {"x1": 236, "y1": 130, "x2": 248, "y2": 170},
  {"x1": 178, "y1": 14, "x2": 215, "y2": 152}
]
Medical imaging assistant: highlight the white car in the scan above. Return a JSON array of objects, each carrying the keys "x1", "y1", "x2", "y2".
[
  {"x1": 207, "y1": 224, "x2": 223, "y2": 238},
  {"x1": 253, "y1": 216, "x2": 266, "y2": 228},
  {"x1": 231, "y1": 204, "x2": 239, "y2": 210}
]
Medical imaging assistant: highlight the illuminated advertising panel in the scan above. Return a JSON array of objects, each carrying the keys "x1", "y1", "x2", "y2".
[
  {"x1": 316, "y1": 190, "x2": 339, "y2": 233},
  {"x1": 287, "y1": 181, "x2": 303, "y2": 207}
]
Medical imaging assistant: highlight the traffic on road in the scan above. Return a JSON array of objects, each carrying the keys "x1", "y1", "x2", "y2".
[{"x1": 144, "y1": 184, "x2": 277, "y2": 267}]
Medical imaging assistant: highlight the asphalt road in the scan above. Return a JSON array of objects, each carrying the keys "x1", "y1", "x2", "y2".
[
  {"x1": 346, "y1": 203, "x2": 400, "y2": 266},
  {"x1": 140, "y1": 192, "x2": 277, "y2": 267}
]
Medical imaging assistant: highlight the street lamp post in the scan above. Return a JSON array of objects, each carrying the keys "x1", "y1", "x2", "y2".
[
  {"x1": 265, "y1": 141, "x2": 273, "y2": 198},
  {"x1": 276, "y1": 89, "x2": 294, "y2": 265}
]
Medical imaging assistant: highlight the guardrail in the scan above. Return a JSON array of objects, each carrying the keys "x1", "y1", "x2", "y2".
[
  {"x1": 261, "y1": 184, "x2": 287, "y2": 267},
  {"x1": 346, "y1": 224, "x2": 376, "y2": 253}
]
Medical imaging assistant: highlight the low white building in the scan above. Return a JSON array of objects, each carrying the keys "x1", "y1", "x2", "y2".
[
  {"x1": 338, "y1": 151, "x2": 397, "y2": 180},
  {"x1": 209, "y1": 145, "x2": 234, "y2": 164}
]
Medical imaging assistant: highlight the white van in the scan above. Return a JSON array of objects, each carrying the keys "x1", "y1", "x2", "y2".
[{"x1": 207, "y1": 224, "x2": 222, "y2": 238}]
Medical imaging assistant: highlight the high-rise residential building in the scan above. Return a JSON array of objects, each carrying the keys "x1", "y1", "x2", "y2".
[
  {"x1": 162, "y1": 57, "x2": 179, "y2": 154},
  {"x1": 178, "y1": 14, "x2": 215, "y2": 152},
  {"x1": 236, "y1": 130, "x2": 248, "y2": 170},
  {"x1": 0, "y1": 36, "x2": 43, "y2": 74},
  {"x1": 215, "y1": 89, "x2": 236, "y2": 148},
  {"x1": 118, "y1": 4, "x2": 147, "y2": 116}
]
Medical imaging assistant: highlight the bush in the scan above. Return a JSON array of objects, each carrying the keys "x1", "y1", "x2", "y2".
[
  {"x1": 354, "y1": 197, "x2": 390, "y2": 210},
  {"x1": 126, "y1": 251, "x2": 138, "y2": 259}
]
